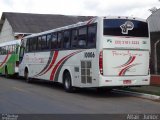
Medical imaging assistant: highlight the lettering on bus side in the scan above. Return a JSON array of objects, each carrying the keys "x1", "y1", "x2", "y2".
[{"x1": 84, "y1": 52, "x2": 95, "y2": 58}]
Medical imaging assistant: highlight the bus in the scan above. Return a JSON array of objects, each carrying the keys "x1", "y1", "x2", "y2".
[
  {"x1": 18, "y1": 16, "x2": 150, "y2": 92},
  {"x1": 0, "y1": 40, "x2": 21, "y2": 77}
]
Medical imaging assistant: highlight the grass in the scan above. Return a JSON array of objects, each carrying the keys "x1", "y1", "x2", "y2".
[{"x1": 122, "y1": 86, "x2": 160, "y2": 96}]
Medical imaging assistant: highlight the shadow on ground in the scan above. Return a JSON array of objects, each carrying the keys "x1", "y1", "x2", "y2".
[{"x1": 1, "y1": 75, "x2": 132, "y2": 99}]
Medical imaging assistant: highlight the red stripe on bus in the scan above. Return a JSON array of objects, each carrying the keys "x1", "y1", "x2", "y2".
[
  {"x1": 35, "y1": 51, "x2": 54, "y2": 76},
  {"x1": 50, "y1": 53, "x2": 75, "y2": 80},
  {"x1": 115, "y1": 56, "x2": 136, "y2": 68},
  {"x1": 50, "y1": 51, "x2": 81, "y2": 81},
  {"x1": 123, "y1": 56, "x2": 136, "y2": 67},
  {"x1": 119, "y1": 63, "x2": 140, "y2": 76},
  {"x1": 40, "y1": 51, "x2": 59, "y2": 76},
  {"x1": 0, "y1": 53, "x2": 10, "y2": 68},
  {"x1": 119, "y1": 66, "x2": 131, "y2": 76}
]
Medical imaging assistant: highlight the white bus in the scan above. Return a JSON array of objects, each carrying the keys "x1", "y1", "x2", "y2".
[
  {"x1": 0, "y1": 40, "x2": 21, "y2": 77},
  {"x1": 19, "y1": 16, "x2": 150, "y2": 92}
]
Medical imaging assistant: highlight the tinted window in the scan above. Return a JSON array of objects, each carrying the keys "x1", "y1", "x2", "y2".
[
  {"x1": 15, "y1": 45, "x2": 19, "y2": 54},
  {"x1": 30, "y1": 38, "x2": 34, "y2": 52},
  {"x1": 4, "y1": 46, "x2": 7, "y2": 54},
  {"x1": 32, "y1": 37, "x2": 37, "y2": 51},
  {"x1": 88, "y1": 24, "x2": 97, "y2": 48},
  {"x1": 0, "y1": 47, "x2": 3, "y2": 55},
  {"x1": 11, "y1": 45, "x2": 15, "y2": 53},
  {"x1": 5, "y1": 46, "x2": 7, "y2": 54},
  {"x1": 26, "y1": 39, "x2": 30, "y2": 52},
  {"x1": 47, "y1": 34, "x2": 51, "y2": 49},
  {"x1": 63, "y1": 30, "x2": 71, "y2": 49},
  {"x1": 41, "y1": 35, "x2": 47, "y2": 50},
  {"x1": 0, "y1": 48, "x2": 3, "y2": 55},
  {"x1": 37, "y1": 37, "x2": 42, "y2": 50},
  {"x1": 29, "y1": 38, "x2": 34, "y2": 52},
  {"x1": 71, "y1": 29, "x2": 78, "y2": 48},
  {"x1": 103, "y1": 19, "x2": 149, "y2": 37},
  {"x1": 19, "y1": 46, "x2": 25, "y2": 61},
  {"x1": 8, "y1": 45, "x2": 11, "y2": 53},
  {"x1": 78, "y1": 27, "x2": 87, "y2": 47},
  {"x1": 2, "y1": 47, "x2": 5, "y2": 54},
  {"x1": 51, "y1": 33, "x2": 57, "y2": 49},
  {"x1": 10, "y1": 45, "x2": 15, "y2": 54},
  {"x1": 57, "y1": 32, "x2": 63, "y2": 48}
]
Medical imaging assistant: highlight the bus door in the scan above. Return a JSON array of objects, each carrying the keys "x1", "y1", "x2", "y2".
[{"x1": 19, "y1": 46, "x2": 25, "y2": 64}]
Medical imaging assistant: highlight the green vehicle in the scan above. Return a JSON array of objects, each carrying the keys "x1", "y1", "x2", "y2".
[{"x1": 0, "y1": 40, "x2": 21, "y2": 77}]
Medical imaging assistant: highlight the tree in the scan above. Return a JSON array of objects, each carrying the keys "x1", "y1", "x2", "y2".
[{"x1": 149, "y1": 7, "x2": 158, "y2": 13}]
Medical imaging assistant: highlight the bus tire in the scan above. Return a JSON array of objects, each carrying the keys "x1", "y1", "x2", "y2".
[
  {"x1": 63, "y1": 71, "x2": 73, "y2": 93},
  {"x1": 24, "y1": 68, "x2": 31, "y2": 83},
  {"x1": 5, "y1": 66, "x2": 9, "y2": 78}
]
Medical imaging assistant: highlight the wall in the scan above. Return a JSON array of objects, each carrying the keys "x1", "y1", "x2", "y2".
[
  {"x1": 149, "y1": 32, "x2": 160, "y2": 74},
  {"x1": 0, "y1": 18, "x2": 14, "y2": 43},
  {"x1": 151, "y1": 75, "x2": 160, "y2": 85}
]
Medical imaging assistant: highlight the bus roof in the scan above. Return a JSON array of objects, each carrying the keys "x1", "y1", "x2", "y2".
[
  {"x1": 0, "y1": 39, "x2": 21, "y2": 47},
  {"x1": 22, "y1": 16, "x2": 147, "y2": 39},
  {"x1": 103, "y1": 16, "x2": 147, "y2": 22},
  {"x1": 22, "y1": 18, "x2": 96, "y2": 39}
]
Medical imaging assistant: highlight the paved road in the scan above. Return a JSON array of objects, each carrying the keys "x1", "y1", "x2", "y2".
[{"x1": 0, "y1": 76, "x2": 160, "y2": 114}]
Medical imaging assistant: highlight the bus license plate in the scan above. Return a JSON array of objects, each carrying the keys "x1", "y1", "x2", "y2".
[{"x1": 123, "y1": 80, "x2": 131, "y2": 84}]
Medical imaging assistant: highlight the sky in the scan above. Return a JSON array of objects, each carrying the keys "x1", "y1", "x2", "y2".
[{"x1": 0, "y1": 0, "x2": 160, "y2": 19}]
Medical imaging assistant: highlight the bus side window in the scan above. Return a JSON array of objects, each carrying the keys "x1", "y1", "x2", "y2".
[
  {"x1": 0, "y1": 47, "x2": 1, "y2": 55},
  {"x1": 5, "y1": 46, "x2": 8, "y2": 54},
  {"x1": 3, "y1": 46, "x2": 5, "y2": 54},
  {"x1": 29, "y1": 38, "x2": 33, "y2": 52},
  {"x1": 78, "y1": 27, "x2": 87, "y2": 48},
  {"x1": 2, "y1": 46, "x2": 4, "y2": 55},
  {"x1": 51, "y1": 32, "x2": 57, "y2": 49},
  {"x1": 8, "y1": 45, "x2": 10, "y2": 53},
  {"x1": 87, "y1": 24, "x2": 97, "y2": 48},
  {"x1": 71, "y1": 29, "x2": 78, "y2": 48},
  {"x1": 19, "y1": 45, "x2": 25, "y2": 62},
  {"x1": 1, "y1": 47, "x2": 3, "y2": 55},
  {"x1": 37, "y1": 37, "x2": 42, "y2": 51},
  {"x1": 32, "y1": 37, "x2": 37, "y2": 51},
  {"x1": 63, "y1": 30, "x2": 71, "y2": 49},
  {"x1": 47, "y1": 34, "x2": 51, "y2": 49},
  {"x1": 15, "y1": 45, "x2": 18, "y2": 54},
  {"x1": 8, "y1": 45, "x2": 10, "y2": 54},
  {"x1": 10, "y1": 45, "x2": 13, "y2": 53},
  {"x1": 57, "y1": 32, "x2": 63, "y2": 49},
  {"x1": 0, "y1": 47, "x2": 2, "y2": 55},
  {"x1": 4, "y1": 46, "x2": 7, "y2": 54},
  {"x1": 26, "y1": 39, "x2": 30, "y2": 52},
  {"x1": 41, "y1": 35, "x2": 47, "y2": 50}
]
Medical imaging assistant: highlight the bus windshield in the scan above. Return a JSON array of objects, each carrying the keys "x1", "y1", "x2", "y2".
[{"x1": 103, "y1": 19, "x2": 149, "y2": 37}]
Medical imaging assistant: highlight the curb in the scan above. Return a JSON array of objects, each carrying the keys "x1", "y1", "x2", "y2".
[{"x1": 112, "y1": 89, "x2": 160, "y2": 101}]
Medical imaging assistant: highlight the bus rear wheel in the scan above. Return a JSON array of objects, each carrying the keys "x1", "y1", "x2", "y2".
[
  {"x1": 63, "y1": 71, "x2": 73, "y2": 93},
  {"x1": 5, "y1": 66, "x2": 9, "y2": 78},
  {"x1": 24, "y1": 68, "x2": 31, "y2": 83}
]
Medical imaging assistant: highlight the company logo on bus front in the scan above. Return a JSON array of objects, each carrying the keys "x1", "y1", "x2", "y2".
[{"x1": 120, "y1": 21, "x2": 134, "y2": 34}]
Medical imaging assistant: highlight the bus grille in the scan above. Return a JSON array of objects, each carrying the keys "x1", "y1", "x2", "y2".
[{"x1": 81, "y1": 61, "x2": 92, "y2": 84}]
